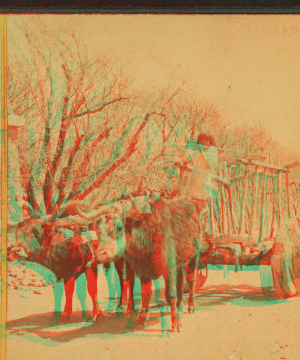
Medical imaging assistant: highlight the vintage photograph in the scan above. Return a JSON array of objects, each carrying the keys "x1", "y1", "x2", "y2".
[{"x1": 1, "y1": 14, "x2": 300, "y2": 360}]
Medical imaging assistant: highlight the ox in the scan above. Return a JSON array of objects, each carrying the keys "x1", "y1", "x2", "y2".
[
  {"x1": 8, "y1": 218, "x2": 105, "y2": 323},
  {"x1": 9, "y1": 194, "x2": 203, "y2": 331},
  {"x1": 83, "y1": 197, "x2": 202, "y2": 332}
]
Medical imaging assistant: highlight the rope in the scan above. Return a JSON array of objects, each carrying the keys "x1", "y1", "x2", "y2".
[{"x1": 121, "y1": 200, "x2": 128, "y2": 225}]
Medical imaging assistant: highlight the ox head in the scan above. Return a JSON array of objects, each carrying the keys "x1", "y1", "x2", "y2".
[
  {"x1": 75, "y1": 197, "x2": 151, "y2": 263},
  {"x1": 8, "y1": 219, "x2": 43, "y2": 261},
  {"x1": 94, "y1": 213, "x2": 126, "y2": 263}
]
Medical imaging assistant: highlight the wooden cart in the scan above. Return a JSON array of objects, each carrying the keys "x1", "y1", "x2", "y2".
[{"x1": 190, "y1": 158, "x2": 300, "y2": 298}]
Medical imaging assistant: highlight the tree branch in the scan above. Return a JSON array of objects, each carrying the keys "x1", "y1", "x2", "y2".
[
  {"x1": 61, "y1": 97, "x2": 129, "y2": 122},
  {"x1": 67, "y1": 112, "x2": 158, "y2": 202}
]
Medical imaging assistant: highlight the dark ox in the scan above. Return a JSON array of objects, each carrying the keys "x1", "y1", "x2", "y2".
[
  {"x1": 95, "y1": 198, "x2": 202, "y2": 332},
  {"x1": 8, "y1": 219, "x2": 102, "y2": 323},
  {"x1": 9, "y1": 213, "x2": 137, "y2": 323}
]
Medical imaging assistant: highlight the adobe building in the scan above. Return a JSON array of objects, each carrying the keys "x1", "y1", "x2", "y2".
[{"x1": 8, "y1": 113, "x2": 26, "y2": 227}]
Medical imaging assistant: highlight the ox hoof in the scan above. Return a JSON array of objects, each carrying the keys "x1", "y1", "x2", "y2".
[
  {"x1": 48, "y1": 313, "x2": 61, "y2": 327},
  {"x1": 94, "y1": 310, "x2": 105, "y2": 320},
  {"x1": 134, "y1": 315, "x2": 147, "y2": 331},
  {"x1": 177, "y1": 309, "x2": 183, "y2": 320},
  {"x1": 124, "y1": 310, "x2": 139, "y2": 332},
  {"x1": 48, "y1": 318, "x2": 59, "y2": 327},
  {"x1": 82, "y1": 312, "x2": 93, "y2": 322},
  {"x1": 188, "y1": 303, "x2": 195, "y2": 315},
  {"x1": 60, "y1": 315, "x2": 72, "y2": 323},
  {"x1": 115, "y1": 305, "x2": 125, "y2": 315},
  {"x1": 171, "y1": 319, "x2": 180, "y2": 333},
  {"x1": 161, "y1": 330, "x2": 170, "y2": 338},
  {"x1": 160, "y1": 316, "x2": 169, "y2": 332},
  {"x1": 92, "y1": 304, "x2": 103, "y2": 318},
  {"x1": 104, "y1": 310, "x2": 115, "y2": 317},
  {"x1": 134, "y1": 323, "x2": 146, "y2": 331},
  {"x1": 126, "y1": 303, "x2": 135, "y2": 314}
]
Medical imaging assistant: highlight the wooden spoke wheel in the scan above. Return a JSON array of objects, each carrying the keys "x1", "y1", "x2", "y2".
[{"x1": 260, "y1": 241, "x2": 300, "y2": 298}]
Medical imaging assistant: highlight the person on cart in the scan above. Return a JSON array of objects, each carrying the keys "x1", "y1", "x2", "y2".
[
  {"x1": 173, "y1": 133, "x2": 218, "y2": 300},
  {"x1": 176, "y1": 133, "x2": 219, "y2": 234}
]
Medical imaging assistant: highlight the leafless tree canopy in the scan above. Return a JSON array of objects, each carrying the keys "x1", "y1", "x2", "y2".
[{"x1": 7, "y1": 19, "x2": 280, "y2": 235}]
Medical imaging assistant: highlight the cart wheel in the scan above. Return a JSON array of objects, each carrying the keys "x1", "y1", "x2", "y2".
[
  {"x1": 184, "y1": 268, "x2": 208, "y2": 293},
  {"x1": 259, "y1": 242, "x2": 300, "y2": 298},
  {"x1": 270, "y1": 254, "x2": 297, "y2": 298}
]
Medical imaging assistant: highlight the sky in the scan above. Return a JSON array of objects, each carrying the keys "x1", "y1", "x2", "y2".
[{"x1": 12, "y1": 15, "x2": 300, "y2": 154}]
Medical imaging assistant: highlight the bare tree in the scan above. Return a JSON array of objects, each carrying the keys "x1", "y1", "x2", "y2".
[
  {"x1": 7, "y1": 20, "x2": 166, "y2": 234},
  {"x1": 8, "y1": 19, "x2": 280, "y2": 239}
]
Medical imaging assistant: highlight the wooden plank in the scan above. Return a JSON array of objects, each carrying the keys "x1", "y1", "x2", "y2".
[
  {"x1": 272, "y1": 171, "x2": 279, "y2": 225},
  {"x1": 236, "y1": 158, "x2": 288, "y2": 172},
  {"x1": 277, "y1": 172, "x2": 282, "y2": 226},
  {"x1": 227, "y1": 183, "x2": 236, "y2": 235},
  {"x1": 259, "y1": 168, "x2": 268, "y2": 243},
  {"x1": 245, "y1": 200, "x2": 251, "y2": 236},
  {"x1": 224, "y1": 165, "x2": 232, "y2": 236},
  {"x1": 269, "y1": 188, "x2": 276, "y2": 238},
  {"x1": 227, "y1": 164, "x2": 276, "y2": 179},
  {"x1": 219, "y1": 166, "x2": 227, "y2": 235},
  {"x1": 227, "y1": 164, "x2": 236, "y2": 235},
  {"x1": 232, "y1": 183, "x2": 240, "y2": 235},
  {"x1": 238, "y1": 165, "x2": 248, "y2": 235},
  {"x1": 264, "y1": 173, "x2": 271, "y2": 238},
  {"x1": 249, "y1": 165, "x2": 258, "y2": 240},
  {"x1": 213, "y1": 194, "x2": 222, "y2": 237},
  {"x1": 286, "y1": 172, "x2": 291, "y2": 218},
  {"x1": 290, "y1": 183, "x2": 300, "y2": 209},
  {"x1": 283, "y1": 161, "x2": 300, "y2": 169}
]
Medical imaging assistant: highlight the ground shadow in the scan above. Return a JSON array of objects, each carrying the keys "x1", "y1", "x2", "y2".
[
  {"x1": 192, "y1": 284, "x2": 288, "y2": 310},
  {"x1": 5, "y1": 309, "x2": 166, "y2": 345},
  {"x1": 5, "y1": 284, "x2": 291, "y2": 346}
]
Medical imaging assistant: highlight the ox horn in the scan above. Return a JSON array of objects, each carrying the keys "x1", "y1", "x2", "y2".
[{"x1": 77, "y1": 203, "x2": 122, "y2": 221}]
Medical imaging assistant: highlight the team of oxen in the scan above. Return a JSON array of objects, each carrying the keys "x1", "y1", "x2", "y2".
[{"x1": 9, "y1": 192, "x2": 207, "y2": 332}]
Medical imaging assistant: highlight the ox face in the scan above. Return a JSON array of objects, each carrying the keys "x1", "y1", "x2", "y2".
[
  {"x1": 8, "y1": 229, "x2": 41, "y2": 262},
  {"x1": 95, "y1": 217, "x2": 126, "y2": 263},
  {"x1": 7, "y1": 246, "x2": 29, "y2": 262},
  {"x1": 8, "y1": 219, "x2": 45, "y2": 262}
]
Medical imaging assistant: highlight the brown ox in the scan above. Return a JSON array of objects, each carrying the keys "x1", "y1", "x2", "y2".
[{"x1": 91, "y1": 198, "x2": 202, "y2": 332}]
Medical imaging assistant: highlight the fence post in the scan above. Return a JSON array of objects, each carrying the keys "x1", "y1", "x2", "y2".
[
  {"x1": 258, "y1": 167, "x2": 268, "y2": 243},
  {"x1": 238, "y1": 164, "x2": 248, "y2": 236},
  {"x1": 285, "y1": 172, "x2": 291, "y2": 218},
  {"x1": 249, "y1": 165, "x2": 258, "y2": 244}
]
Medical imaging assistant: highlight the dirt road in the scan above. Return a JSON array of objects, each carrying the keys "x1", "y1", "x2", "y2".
[{"x1": 4, "y1": 265, "x2": 300, "y2": 360}]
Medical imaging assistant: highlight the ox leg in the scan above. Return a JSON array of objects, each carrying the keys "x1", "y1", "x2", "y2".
[
  {"x1": 103, "y1": 263, "x2": 117, "y2": 314},
  {"x1": 188, "y1": 247, "x2": 202, "y2": 314},
  {"x1": 115, "y1": 258, "x2": 126, "y2": 314},
  {"x1": 64, "y1": 277, "x2": 75, "y2": 321},
  {"x1": 177, "y1": 264, "x2": 186, "y2": 324},
  {"x1": 86, "y1": 266, "x2": 103, "y2": 319},
  {"x1": 126, "y1": 262, "x2": 135, "y2": 314},
  {"x1": 153, "y1": 277, "x2": 169, "y2": 334},
  {"x1": 165, "y1": 269, "x2": 178, "y2": 332},
  {"x1": 135, "y1": 277, "x2": 152, "y2": 330},
  {"x1": 75, "y1": 273, "x2": 90, "y2": 321},
  {"x1": 49, "y1": 279, "x2": 64, "y2": 325},
  {"x1": 187, "y1": 256, "x2": 198, "y2": 314},
  {"x1": 188, "y1": 212, "x2": 203, "y2": 314}
]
